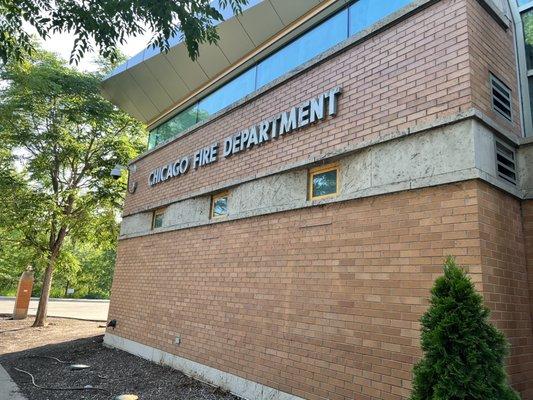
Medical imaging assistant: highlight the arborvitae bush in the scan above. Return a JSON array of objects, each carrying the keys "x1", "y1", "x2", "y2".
[{"x1": 410, "y1": 257, "x2": 520, "y2": 400}]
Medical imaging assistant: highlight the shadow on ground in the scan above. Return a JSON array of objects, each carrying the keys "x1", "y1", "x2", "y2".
[{"x1": 0, "y1": 336, "x2": 240, "y2": 400}]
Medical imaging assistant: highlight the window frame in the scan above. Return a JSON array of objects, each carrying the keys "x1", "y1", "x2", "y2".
[
  {"x1": 512, "y1": 0, "x2": 533, "y2": 136},
  {"x1": 152, "y1": 208, "x2": 166, "y2": 230},
  {"x1": 210, "y1": 191, "x2": 229, "y2": 220},
  {"x1": 308, "y1": 163, "x2": 340, "y2": 201}
]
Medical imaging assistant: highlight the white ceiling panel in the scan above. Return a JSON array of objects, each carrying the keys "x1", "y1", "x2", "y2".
[
  {"x1": 120, "y1": 71, "x2": 160, "y2": 120},
  {"x1": 269, "y1": 0, "x2": 321, "y2": 25},
  {"x1": 128, "y1": 64, "x2": 173, "y2": 112},
  {"x1": 164, "y1": 45, "x2": 209, "y2": 91},
  {"x1": 196, "y1": 43, "x2": 232, "y2": 79},
  {"x1": 143, "y1": 58, "x2": 189, "y2": 103},
  {"x1": 215, "y1": 18, "x2": 256, "y2": 63},
  {"x1": 101, "y1": 78, "x2": 148, "y2": 121},
  {"x1": 236, "y1": 1, "x2": 284, "y2": 46},
  {"x1": 101, "y1": 0, "x2": 326, "y2": 124}
]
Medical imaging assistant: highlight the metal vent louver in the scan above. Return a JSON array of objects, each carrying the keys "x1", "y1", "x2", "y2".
[
  {"x1": 495, "y1": 139, "x2": 516, "y2": 185},
  {"x1": 491, "y1": 75, "x2": 512, "y2": 121}
]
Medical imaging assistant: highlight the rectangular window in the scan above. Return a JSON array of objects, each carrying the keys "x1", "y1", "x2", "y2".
[
  {"x1": 309, "y1": 164, "x2": 339, "y2": 200},
  {"x1": 152, "y1": 209, "x2": 165, "y2": 229},
  {"x1": 211, "y1": 192, "x2": 229, "y2": 219},
  {"x1": 523, "y1": 9, "x2": 533, "y2": 70}
]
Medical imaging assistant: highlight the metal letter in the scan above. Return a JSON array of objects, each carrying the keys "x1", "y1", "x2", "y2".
[
  {"x1": 172, "y1": 160, "x2": 181, "y2": 176},
  {"x1": 240, "y1": 129, "x2": 249, "y2": 151},
  {"x1": 310, "y1": 94, "x2": 325, "y2": 123},
  {"x1": 258, "y1": 121, "x2": 270, "y2": 144},
  {"x1": 193, "y1": 150, "x2": 201, "y2": 169},
  {"x1": 223, "y1": 136, "x2": 233, "y2": 157},
  {"x1": 298, "y1": 101, "x2": 310, "y2": 128},
  {"x1": 210, "y1": 143, "x2": 218, "y2": 162},
  {"x1": 179, "y1": 157, "x2": 190, "y2": 174},
  {"x1": 232, "y1": 132, "x2": 241, "y2": 155},
  {"x1": 247, "y1": 126, "x2": 258, "y2": 148},
  {"x1": 279, "y1": 107, "x2": 297, "y2": 135},
  {"x1": 327, "y1": 87, "x2": 342, "y2": 116}
]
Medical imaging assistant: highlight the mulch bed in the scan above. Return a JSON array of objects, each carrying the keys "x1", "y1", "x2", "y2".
[{"x1": 1, "y1": 335, "x2": 241, "y2": 400}]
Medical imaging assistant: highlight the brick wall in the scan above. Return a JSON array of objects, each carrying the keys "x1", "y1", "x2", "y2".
[
  {"x1": 524, "y1": 200, "x2": 533, "y2": 305},
  {"x1": 111, "y1": 181, "x2": 533, "y2": 400},
  {"x1": 477, "y1": 185, "x2": 533, "y2": 397},
  {"x1": 124, "y1": 0, "x2": 478, "y2": 216},
  {"x1": 467, "y1": 0, "x2": 521, "y2": 133},
  {"x1": 522, "y1": 199, "x2": 533, "y2": 389}
]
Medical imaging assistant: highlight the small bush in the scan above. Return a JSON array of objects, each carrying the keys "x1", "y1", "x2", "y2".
[{"x1": 410, "y1": 257, "x2": 520, "y2": 400}]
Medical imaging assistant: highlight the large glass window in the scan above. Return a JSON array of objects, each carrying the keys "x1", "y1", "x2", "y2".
[
  {"x1": 349, "y1": 0, "x2": 414, "y2": 35},
  {"x1": 148, "y1": 0, "x2": 416, "y2": 150},
  {"x1": 148, "y1": 104, "x2": 198, "y2": 148},
  {"x1": 198, "y1": 68, "x2": 256, "y2": 118},
  {"x1": 256, "y1": 10, "x2": 348, "y2": 88},
  {"x1": 521, "y1": 5, "x2": 533, "y2": 134},
  {"x1": 524, "y1": 9, "x2": 533, "y2": 70}
]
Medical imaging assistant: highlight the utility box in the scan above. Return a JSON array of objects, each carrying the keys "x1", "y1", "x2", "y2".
[{"x1": 13, "y1": 266, "x2": 34, "y2": 320}]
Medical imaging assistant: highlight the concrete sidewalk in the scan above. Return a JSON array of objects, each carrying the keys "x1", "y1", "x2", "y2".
[
  {"x1": 0, "y1": 297, "x2": 109, "y2": 322},
  {"x1": 0, "y1": 365, "x2": 27, "y2": 400}
]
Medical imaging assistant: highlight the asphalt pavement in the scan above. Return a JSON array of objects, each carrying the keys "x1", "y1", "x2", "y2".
[{"x1": 0, "y1": 297, "x2": 109, "y2": 321}]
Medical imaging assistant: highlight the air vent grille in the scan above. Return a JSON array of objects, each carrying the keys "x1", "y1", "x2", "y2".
[
  {"x1": 491, "y1": 75, "x2": 512, "y2": 121},
  {"x1": 495, "y1": 140, "x2": 516, "y2": 185}
]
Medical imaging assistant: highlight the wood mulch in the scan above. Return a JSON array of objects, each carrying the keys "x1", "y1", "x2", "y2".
[{"x1": 0, "y1": 315, "x2": 240, "y2": 400}]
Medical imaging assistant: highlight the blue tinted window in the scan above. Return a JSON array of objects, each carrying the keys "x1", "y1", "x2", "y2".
[
  {"x1": 149, "y1": 104, "x2": 198, "y2": 148},
  {"x1": 256, "y1": 10, "x2": 348, "y2": 88},
  {"x1": 148, "y1": 0, "x2": 418, "y2": 150},
  {"x1": 350, "y1": 0, "x2": 413, "y2": 35},
  {"x1": 198, "y1": 68, "x2": 256, "y2": 117}
]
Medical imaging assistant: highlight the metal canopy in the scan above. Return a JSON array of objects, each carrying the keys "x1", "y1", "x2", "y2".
[{"x1": 100, "y1": 0, "x2": 323, "y2": 125}]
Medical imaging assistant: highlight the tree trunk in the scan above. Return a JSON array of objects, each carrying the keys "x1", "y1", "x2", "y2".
[
  {"x1": 32, "y1": 260, "x2": 55, "y2": 327},
  {"x1": 33, "y1": 226, "x2": 67, "y2": 327}
]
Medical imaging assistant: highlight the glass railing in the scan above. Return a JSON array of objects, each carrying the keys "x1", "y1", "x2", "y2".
[{"x1": 148, "y1": 0, "x2": 414, "y2": 149}]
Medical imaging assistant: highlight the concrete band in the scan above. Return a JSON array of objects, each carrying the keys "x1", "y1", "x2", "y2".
[
  {"x1": 123, "y1": 108, "x2": 526, "y2": 219},
  {"x1": 103, "y1": 333, "x2": 305, "y2": 400},
  {"x1": 119, "y1": 117, "x2": 533, "y2": 240}
]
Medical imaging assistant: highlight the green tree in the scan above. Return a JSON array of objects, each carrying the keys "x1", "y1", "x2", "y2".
[
  {"x1": 0, "y1": 48, "x2": 146, "y2": 326},
  {"x1": 0, "y1": 0, "x2": 248, "y2": 65},
  {"x1": 410, "y1": 257, "x2": 520, "y2": 400}
]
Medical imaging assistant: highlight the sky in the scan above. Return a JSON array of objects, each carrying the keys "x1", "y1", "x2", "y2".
[{"x1": 35, "y1": 29, "x2": 153, "y2": 72}]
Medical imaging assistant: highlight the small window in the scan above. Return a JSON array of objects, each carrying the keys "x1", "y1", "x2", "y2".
[
  {"x1": 211, "y1": 192, "x2": 229, "y2": 219},
  {"x1": 152, "y1": 209, "x2": 165, "y2": 229},
  {"x1": 495, "y1": 139, "x2": 517, "y2": 185},
  {"x1": 309, "y1": 164, "x2": 339, "y2": 200},
  {"x1": 490, "y1": 75, "x2": 512, "y2": 122}
]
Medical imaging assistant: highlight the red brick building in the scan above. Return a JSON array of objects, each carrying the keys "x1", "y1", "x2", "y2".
[{"x1": 101, "y1": 0, "x2": 533, "y2": 399}]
